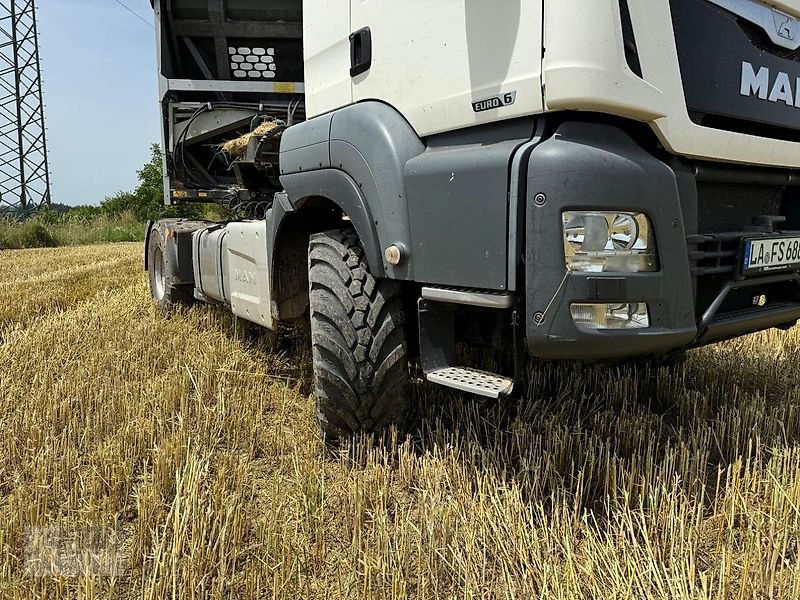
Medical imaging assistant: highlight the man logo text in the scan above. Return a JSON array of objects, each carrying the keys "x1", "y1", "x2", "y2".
[{"x1": 740, "y1": 62, "x2": 800, "y2": 108}]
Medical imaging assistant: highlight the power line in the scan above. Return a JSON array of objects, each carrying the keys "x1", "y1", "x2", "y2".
[{"x1": 112, "y1": 0, "x2": 154, "y2": 29}]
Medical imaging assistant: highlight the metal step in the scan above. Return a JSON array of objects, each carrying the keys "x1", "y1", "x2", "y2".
[
  {"x1": 426, "y1": 367, "x2": 515, "y2": 398},
  {"x1": 421, "y1": 286, "x2": 514, "y2": 309}
]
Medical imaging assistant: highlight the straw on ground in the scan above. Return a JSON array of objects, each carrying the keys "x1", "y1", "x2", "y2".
[{"x1": 1, "y1": 243, "x2": 799, "y2": 598}]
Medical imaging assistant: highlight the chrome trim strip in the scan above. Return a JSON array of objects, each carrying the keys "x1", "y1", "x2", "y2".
[
  {"x1": 707, "y1": 0, "x2": 800, "y2": 51},
  {"x1": 421, "y1": 287, "x2": 515, "y2": 309}
]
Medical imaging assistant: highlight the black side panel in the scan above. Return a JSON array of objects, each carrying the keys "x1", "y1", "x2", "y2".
[
  {"x1": 404, "y1": 120, "x2": 535, "y2": 290},
  {"x1": 279, "y1": 112, "x2": 333, "y2": 174},
  {"x1": 280, "y1": 102, "x2": 534, "y2": 290},
  {"x1": 328, "y1": 103, "x2": 426, "y2": 281},
  {"x1": 671, "y1": 0, "x2": 800, "y2": 139}
]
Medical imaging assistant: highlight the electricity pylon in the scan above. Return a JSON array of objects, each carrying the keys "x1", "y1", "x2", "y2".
[{"x1": 0, "y1": 0, "x2": 50, "y2": 216}]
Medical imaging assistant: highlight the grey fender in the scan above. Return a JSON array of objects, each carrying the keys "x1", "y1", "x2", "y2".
[
  {"x1": 279, "y1": 112, "x2": 333, "y2": 174},
  {"x1": 279, "y1": 169, "x2": 384, "y2": 275},
  {"x1": 279, "y1": 101, "x2": 426, "y2": 280}
]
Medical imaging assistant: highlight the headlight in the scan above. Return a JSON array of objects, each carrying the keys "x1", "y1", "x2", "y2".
[
  {"x1": 563, "y1": 211, "x2": 657, "y2": 272},
  {"x1": 571, "y1": 303, "x2": 650, "y2": 330}
]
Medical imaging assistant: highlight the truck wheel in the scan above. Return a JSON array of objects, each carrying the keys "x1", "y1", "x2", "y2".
[
  {"x1": 308, "y1": 227, "x2": 410, "y2": 441},
  {"x1": 147, "y1": 224, "x2": 194, "y2": 312}
]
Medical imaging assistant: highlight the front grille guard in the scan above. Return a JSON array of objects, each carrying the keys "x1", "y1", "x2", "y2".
[
  {"x1": 687, "y1": 231, "x2": 800, "y2": 344},
  {"x1": 693, "y1": 271, "x2": 800, "y2": 344},
  {"x1": 698, "y1": 272, "x2": 800, "y2": 330}
]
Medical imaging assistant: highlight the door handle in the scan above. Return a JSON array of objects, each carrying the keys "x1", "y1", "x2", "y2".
[{"x1": 349, "y1": 27, "x2": 372, "y2": 77}]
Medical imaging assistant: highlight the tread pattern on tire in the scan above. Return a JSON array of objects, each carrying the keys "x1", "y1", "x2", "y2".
[{"x1": 308, "y1": 227, "x2": 410, "y2": 440}]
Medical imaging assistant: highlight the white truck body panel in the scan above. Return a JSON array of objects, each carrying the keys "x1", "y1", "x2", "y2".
[
  {"x1": 192, "y1": 222, "x2": 273, "y2": 329},
  {"x1": 304, "y1": 0, "x2": 544, "y2": 137},
  {"x1": 227, "y1": 221, "x2": 273, "y2": 329},
  {"x1": 543, "y1": 0, "x2": 800, "y2": 169},
  {"x1": 302, "y1": 0, "x2": 353, "y2": 118},
  {"x1": 304, "y1": 0, "x2": 800, "y2": 167},
  {"x1": 193, "y1": 228, "x2": 230, "y2": 304}
]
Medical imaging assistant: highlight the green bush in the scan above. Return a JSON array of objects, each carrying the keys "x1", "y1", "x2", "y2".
[
  {"x1": 0, "y1": 214, "x2": 145, "y2": 250},
  {"x1": 62, "y1": 205, "x2": 104, "y2": 224},
  {"x1": 49, "y1": 212, "x2": 146, "y2": 246},
  {"x1": 0, "y1": 221, "x2": 58, "y2": 249},
  {"x1": 99, "y1": 145, "x2": 205, "y2": 222},
  {"x1": 1, "y1": 144, "x2": 216, "y2": 250}
]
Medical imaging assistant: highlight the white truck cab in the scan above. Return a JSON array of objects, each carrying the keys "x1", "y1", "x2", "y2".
[{"x1": 147, "y1": 0, "x2": 800, "y2": 440}]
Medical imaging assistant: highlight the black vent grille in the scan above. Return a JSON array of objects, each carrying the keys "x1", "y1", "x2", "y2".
[
  {"x1": 737, "y1": 18, "x2": 800, "y2": 62},
  {"x1": 687, "y1": 233, "x2": 740, "y2": 277},
  {"x1": 689, "y1": 113, "x2": 800, "y2": 144}
]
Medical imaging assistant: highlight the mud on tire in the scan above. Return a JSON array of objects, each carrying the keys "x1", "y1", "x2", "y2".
[{"x1": 308, "y1": 227, "x2": 411, "y2": 441}]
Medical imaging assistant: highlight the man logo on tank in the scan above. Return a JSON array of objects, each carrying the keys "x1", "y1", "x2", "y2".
[
  {"x1": 235, "y1": 269, "x2": 256, "y2": 285},
  {"x1": 740, "y1": 62, "x2": 800, "y2": 108}
]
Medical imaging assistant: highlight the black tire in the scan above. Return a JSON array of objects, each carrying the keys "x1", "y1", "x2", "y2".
[
  {"x1": 308, "y1": 227, "x2": 411, "y2": 441},
  {"x1": 147, "y1": 225, "x2": 194, "y2": 313}
]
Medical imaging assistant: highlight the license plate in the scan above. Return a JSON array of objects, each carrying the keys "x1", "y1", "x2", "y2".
[{"x1": 742, "y1": 236, "x2": 800, "y2": 275}]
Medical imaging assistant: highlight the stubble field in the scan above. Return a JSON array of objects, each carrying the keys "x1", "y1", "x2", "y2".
[{"x1": 1, "y1": 243, "x2": 800, "y2": 599}]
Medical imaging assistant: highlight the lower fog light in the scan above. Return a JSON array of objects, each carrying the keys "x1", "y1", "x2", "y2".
[{"x1": 570, "y1": 303, "x2": 650, "y2": 330}]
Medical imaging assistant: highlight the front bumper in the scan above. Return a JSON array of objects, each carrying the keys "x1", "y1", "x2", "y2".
[{"x1": 524, "y1": 121, "x2": 800, "y2": 360}]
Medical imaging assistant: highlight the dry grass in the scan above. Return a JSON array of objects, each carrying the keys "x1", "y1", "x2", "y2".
[
  {"x1": 2, "y1": 243, "x2": 800, "y2": 598},
  {"x1": 222, "y1": 121, "x2": 279, "y2": 158}
]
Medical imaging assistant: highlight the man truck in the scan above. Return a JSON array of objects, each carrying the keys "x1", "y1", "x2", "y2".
[{"x1": 147, "y1": 0, "x2": 800, "y2": 440}]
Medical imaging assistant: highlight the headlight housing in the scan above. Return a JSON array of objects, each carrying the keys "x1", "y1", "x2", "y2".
[{"x1": 563, "y1": 211, "x2": 657, "y2": 272}]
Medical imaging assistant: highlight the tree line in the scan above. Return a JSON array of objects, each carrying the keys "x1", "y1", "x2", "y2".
[{"x1": 34, "y1": 145, "x2": 206, "y2": 224}]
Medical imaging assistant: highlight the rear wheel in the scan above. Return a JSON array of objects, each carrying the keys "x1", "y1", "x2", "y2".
[
  {"x1": 147, "y1": 224, "x2": 194, "y2": 313},
  {"x1": 308, "y1": 227, "x2": 411, "y2": 441}
]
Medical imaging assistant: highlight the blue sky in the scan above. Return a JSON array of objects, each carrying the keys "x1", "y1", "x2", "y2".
[{"x1": 39, "y1": 0, "x2": 160, "y2": 206}]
